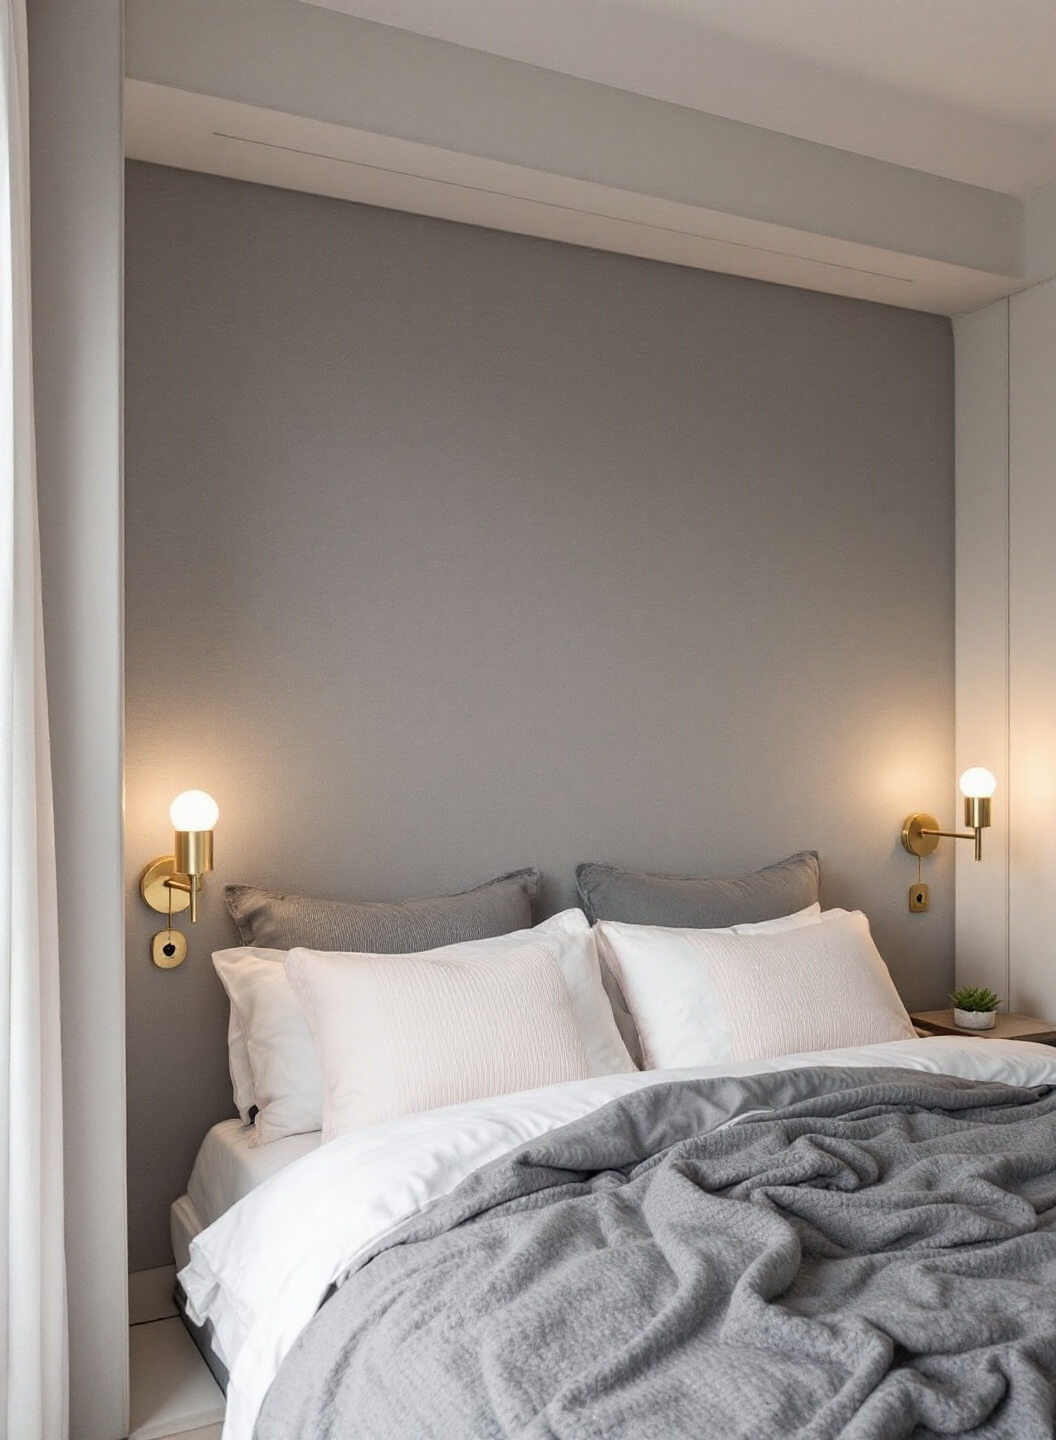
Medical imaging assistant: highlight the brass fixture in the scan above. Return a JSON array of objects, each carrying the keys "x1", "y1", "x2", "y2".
[
  {"x1": 140, "y1": 790, "x2": 219, "y2": 966},
  {"x1": 902, "y1": 768, "x2": 996, "y2": 867}
]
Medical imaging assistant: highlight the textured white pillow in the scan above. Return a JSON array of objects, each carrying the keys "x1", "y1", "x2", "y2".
[
  {"x1": 213, "y1": 910, "x2": 633, "y2": 1145},
  {"x1": 286, "y1": 934, "x2": 593, "y2": 1139},
  {"x1": 602, "y1": 903, "x2": 824, "y2": 1061},
  {"x1": 596, "y1": 908, "x2": 914, "y2": 1070}
]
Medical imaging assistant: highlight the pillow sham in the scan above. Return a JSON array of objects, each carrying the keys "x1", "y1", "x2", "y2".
[
  {"x1": 576, "y1": 851, "x2": 820, "y2": 927},
  {"x1": 286, "y1": 933, "x2": 596, "y2": 1139},
  {"x1": 224, "y1": 867, "x2": 539, "y2": 952},
  {"x1": 214, "y1": 910, "x2": 634, "y2": 1144},
  {"x1": 596, "y1": 908, "x2": 914, "y2": 1070}
]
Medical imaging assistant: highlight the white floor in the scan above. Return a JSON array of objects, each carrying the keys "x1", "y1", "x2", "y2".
[{"x1": 129, "y1": 1267, "x2": 225, "y2": 1440}]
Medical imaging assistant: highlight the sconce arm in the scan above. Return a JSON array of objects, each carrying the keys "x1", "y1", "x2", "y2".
[
  {"x1": 902, "y1": 812, "x2": 986, "y2": 862},
  {"x1": 140, "y1": 857, "x2": 204, "y2": 927},
  {"x1": 922, "y1": 826, "x2": 985, "y2": 861},
  {"x1": 916, "y1": 829, "x2": 985, "y2": 858},
  {"x1": 165, "y1": 870, "x2": 202, "y2": 921}
]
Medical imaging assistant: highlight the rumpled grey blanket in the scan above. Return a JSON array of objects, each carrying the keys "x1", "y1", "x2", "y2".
[{"x1": 255, "y1": 1067, "x2": 1056, "y2": 1439}]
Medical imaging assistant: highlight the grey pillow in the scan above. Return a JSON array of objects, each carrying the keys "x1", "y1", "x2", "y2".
[
  {"x1": 225, "y1": 867, "x2": 539, "y2": 953},
  {"x1": 576, "y1": 851, "x2": 820, "y2": 928}
]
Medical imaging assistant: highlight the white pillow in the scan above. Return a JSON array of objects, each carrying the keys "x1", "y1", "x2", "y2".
[
  {"x1": 227, "y1": 1009, "x2": 257, "y2": 1124},
  {"x1": 729, "y1": 902, "x2": 823, "y2": 933},
  {"x1": 213, "y1": 947, "x2": 323, "y2": 1144},
  {"x1": 213, "y1": 910, "x2": 633, "y2": 1145},
  {"x1": 286, "y1": 932, "x2": 593, "y2": 1139},
  {"x1": 536, "y1": 909, "x2": 636, "y2": 1075},
  {"x1": 596, "y1": 908, "x2": 914, "y2": 1070}
]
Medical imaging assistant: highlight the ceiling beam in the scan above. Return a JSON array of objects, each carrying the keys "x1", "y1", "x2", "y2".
[{"x1": 121, "y1": 0, "x2": 1019, "y2": 315}]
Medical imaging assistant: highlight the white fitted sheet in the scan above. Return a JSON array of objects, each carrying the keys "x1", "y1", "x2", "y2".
[
  {"x1": 171, "y1": 1192, "x2": 204, "y2": 1275},
  {"x1": 184, "y1": 1120, "x2": 321, "y2": 1236}
]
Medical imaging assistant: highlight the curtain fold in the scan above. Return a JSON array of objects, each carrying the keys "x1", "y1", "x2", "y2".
[{"x1": 0, "y1": 0, "x2": 68, "y2": 1435}]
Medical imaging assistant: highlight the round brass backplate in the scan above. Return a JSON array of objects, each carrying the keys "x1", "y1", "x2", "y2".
[
  {"x1": 901, "y1": 812, "x2": 940, "y2": 858},
  {"x1": 140, "y1": 854, "x2": 191, "y2": 915},
  {"x1": 151, "y1": 928, "x2": 188, "y2": 969}
]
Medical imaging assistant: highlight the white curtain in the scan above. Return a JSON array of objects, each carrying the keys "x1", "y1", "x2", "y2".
[{"x1": 0, "y1": 0, "x2": 68, "y2": 1436}]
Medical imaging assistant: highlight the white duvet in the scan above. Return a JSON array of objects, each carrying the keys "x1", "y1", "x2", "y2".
[{"x1": 179, "y1": 1037, "x2": 1056, "y2": 1440}]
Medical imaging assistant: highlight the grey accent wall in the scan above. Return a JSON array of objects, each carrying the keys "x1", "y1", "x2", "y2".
[{"x1": 125, "y1": 161, "x2": 955, "y2": 1270}]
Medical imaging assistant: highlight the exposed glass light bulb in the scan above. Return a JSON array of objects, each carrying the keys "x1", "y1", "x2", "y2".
[
  {"x1": 169, "y1": 789, "x2": 219, "y2": 832},
  {"x1": 958, "y1": 767, "x2": 996, "y2": 800}
]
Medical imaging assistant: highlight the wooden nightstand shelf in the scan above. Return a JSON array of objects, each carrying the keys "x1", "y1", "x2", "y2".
[{"x1": 911, "y1": 1010, "x2": 1056, "y2": 1045}]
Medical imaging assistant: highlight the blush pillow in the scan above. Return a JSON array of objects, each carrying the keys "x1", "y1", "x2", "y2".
[
  {"x1": 286, "y1": 930, "x2": 595, "y2": 1139},
  {"x1": 595, "y1": 908, "x2": 914, "y2": 1071},
  {"x1": 214, "y1": 910, "x2": 633, "y2": 1144}
]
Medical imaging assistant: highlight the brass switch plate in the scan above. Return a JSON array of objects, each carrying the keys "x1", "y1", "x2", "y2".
[
  {"x1": 152, "y1": 928, "x2": 188, "y2": 969},
  {"x1": 908, "y1": 882, "x2": 930, "y2": 914}
]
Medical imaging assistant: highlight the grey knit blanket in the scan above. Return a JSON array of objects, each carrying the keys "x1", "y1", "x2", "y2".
[{"x1": 255, "y1": 1067, "x2": 1056, "y2": 1439}]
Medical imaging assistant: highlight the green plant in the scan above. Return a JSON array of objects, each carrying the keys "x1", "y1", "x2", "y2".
[{"x1": 950, "y1": 985, "x2": 1001, "y2": 1013}]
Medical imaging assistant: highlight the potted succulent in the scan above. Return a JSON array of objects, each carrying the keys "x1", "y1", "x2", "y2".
[{"x1": 951, "y1": 985, "x2": 1002, "y2": 1031}]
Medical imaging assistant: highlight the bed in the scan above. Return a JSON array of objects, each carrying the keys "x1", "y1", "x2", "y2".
[
  {"x1": 179, "y1": 1037, "x2": 1056, "y2": 1439},
  {"x1": 175, "y1": 858, "x2": 1056, "y2": 1438}
]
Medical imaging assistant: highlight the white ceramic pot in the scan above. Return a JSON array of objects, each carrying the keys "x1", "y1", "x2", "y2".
[{"x1": 954, "y1": 1007, "x2": 997, "y2": 1030}]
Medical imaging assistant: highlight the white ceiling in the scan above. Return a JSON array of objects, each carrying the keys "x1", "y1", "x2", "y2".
[{"x1": 305, "y1": 0, "x2": 1056, "y2": 195}]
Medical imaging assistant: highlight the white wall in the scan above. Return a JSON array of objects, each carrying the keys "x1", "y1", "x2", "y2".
[
  {"x1": 955, "y1": 275, "x2": 1056, "y2": 1018},
  {"x1": 953, "y1": 302, "x2": 1009, "y2": 1002},
  {"x1": 28, "y1": 0, "x2": 128, "y2": 1435},
  {"x1": 1007, "y1": 279, "x2": 1056, "y2": 1015}
]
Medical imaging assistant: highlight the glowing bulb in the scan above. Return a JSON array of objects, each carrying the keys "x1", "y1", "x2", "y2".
[
  {"x1": 169, "y1": 790, "x2": 219, "y2": 832},
  {"x1": 958, "y1": 767, "x2": 996, "y2": 800}
]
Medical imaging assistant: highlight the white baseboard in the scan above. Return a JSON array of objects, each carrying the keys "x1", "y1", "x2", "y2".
[{"x1": 129, "y1": 1265, "x2": 178, "y2": 1325}]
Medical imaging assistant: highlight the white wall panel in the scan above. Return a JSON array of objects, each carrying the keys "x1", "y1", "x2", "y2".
[
  {"x1": 956, "y1": 279, "x2": 1056, "y2": 1022},
  {"x1": 953, "y1": 303, "x2": 1009, "y2": 1002},
  {"x1": 1008, "y1": 277, "x2": 1056, "y2": 1016},
  {"x1": 28, "y1": 0, "x2": 128, "y2": 1434}
]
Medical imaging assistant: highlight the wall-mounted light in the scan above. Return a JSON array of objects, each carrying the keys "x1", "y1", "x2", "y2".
[
  {"x1": 140, "y1": 790, "x2": 219, "y2": 967},
  {"x1": 902, "y1": 767, "x2": 996, "y2": 865}
]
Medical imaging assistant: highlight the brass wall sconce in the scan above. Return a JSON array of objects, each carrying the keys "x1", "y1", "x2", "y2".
[
  {"x1": 902, "y1": 767, "x2": 996, "y2": 865},
  {"x1": 140, "y1": 790, "x2": 219, "y2": 967}
]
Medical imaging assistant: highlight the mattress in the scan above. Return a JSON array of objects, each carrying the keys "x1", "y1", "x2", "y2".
[
  {"x1": 171, "y1": 1119, "x2": 320, "y2": 1270},
  {"x1": 171, "y1": 1120, "x2": 323, "y2": 1387}
]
